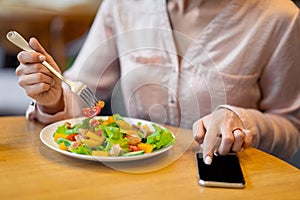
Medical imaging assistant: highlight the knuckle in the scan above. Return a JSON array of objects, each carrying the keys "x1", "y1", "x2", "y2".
[
  {"x1": 30, "y1": 63, "x2": 41, "y2": 73},
  {"x1": 17, "y1": 51, "x2": 40, "y2": 63},
  {"x1": 31, "y1": 63, "x2": 44, "y2": 72},
  {"x1": 36, "y1": 73, "x2": 44, "y2": 81},
  {"x1": 39, "y1": 83, "x2": 51, "y2": 91},
  {"x1": 194, "y1": 134, "x2": 204, "y2": 144},
  {"x1": 217, "y1": 149, "x2": 227, "y2": 156},
  {"x1": 15, "y1": 66, "x2": 22, "y2": 76},
  {"x1": 223, "y1": 135, "x2": 234, "y2": 145},
  {"x1": 33, "y1": 72, "x2": 48, "y2": 82},
  {"x1": 26, "y1": 90, "x2": 35, "y2": 98},
  {"x1": 18, "y1": 80, "x2": 24, "y2": 87},
  {"x1": 17, "y1": 77, "x2": 26, "y2": 87},
  {"x1": 234, "y1": 131, "x2": 245, "y2": 140},
  {"x1": 17, "y1": 52, "x2": 26, "y2": 63},
  {"x1": 37, "y1": 83, "x2": 49, "y2": 93}
]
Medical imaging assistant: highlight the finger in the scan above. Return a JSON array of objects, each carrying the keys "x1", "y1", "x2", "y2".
[
  {"x1": 29, "y1": 38, "x2": 61, "y2": 73},
  {"x1": 18, "y1": 73, "x2": 55, "y2": 89},
  {"x1": 17, "y1": 51, "x2": 46, "y2": 64},
  {"x1": 29, "y1": 37, "x2": 48, "y2": 55},
  {"x1": 217, "y1": 130, "x2": 234, "y2": 155},
  {"x1": 202, "y1": 126, "x2": 219, "y2": 165},
  {"x1": 242, "y1": 129, "x2": 253, "y2": 148},
  {"x1": 231, "y1": 129, "x2": 245, "y2": 152},
  {"x1": 16, "y1": 63, "x2": 51, "y2": 77},
  {"x1": 218, "y1": 119, "x2": 235, "y2": 155},
  {"x1": 21, "y1": 82, "x2": 52, "y2": 99},
  {"x1": 193, "y1": 119, "x2": 206, "y2": 144}
]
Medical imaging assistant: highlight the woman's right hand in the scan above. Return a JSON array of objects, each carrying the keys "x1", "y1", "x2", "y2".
[{"x1": 16, "y1": 37, "x2": 64, "y2": 114}]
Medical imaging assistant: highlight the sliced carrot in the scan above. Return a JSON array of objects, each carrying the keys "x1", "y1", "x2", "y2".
[
  {"x1": 103, "y1": 116, "x2": 115, "y2": 125},
  {"x1": 54, "y1": 133, "x2": 67, "y2": 141},
  {"x1": 138, "y1": 143, "x2": 154, "y2": 153},
  {"x1": 59, "y1": 142, "x2": 68, "y2": 151}
]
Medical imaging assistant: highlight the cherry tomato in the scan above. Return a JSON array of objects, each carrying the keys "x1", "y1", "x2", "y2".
[
  {"x1": 129, "y1": 145, "x2": 143, "y2": 152},
  {"x1": 66, "y1": 133, "x2": 78, "y2": 141},
  {"x1": 82, "y1": 105, "x2": 102, "y2": 118},
  {"x1": 82, "y1": 100, "x2": 105, "y2": 118}
]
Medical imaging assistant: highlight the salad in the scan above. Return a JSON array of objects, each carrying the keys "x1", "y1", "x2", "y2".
[{"x1": 53, "y1": 114, "x2": 175, "y2": 157}]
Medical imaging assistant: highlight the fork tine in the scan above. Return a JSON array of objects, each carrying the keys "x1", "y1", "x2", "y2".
[
  {"x1": 84, "y1": 87, "x2": 98, "y2": 104},
  {"x1": 80, "y1": 88, "x2": 98, "y2": 107},
  {"x1": 80, "y1": 92, "x2": 94, "y2": 107},
  {"x1": 79, "y1": 89, "x2": 93, "y2": 106},
  {"x1": 79, "y1": 92, "x2": 93, "y2": 107}
]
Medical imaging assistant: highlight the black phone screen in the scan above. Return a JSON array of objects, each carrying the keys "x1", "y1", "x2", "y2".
[{"x1": 196, "y1": 153, "x2": 245, "y2": 188}]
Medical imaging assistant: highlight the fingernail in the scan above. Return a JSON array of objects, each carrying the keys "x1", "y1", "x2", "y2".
[
  {"x1": 240, "y1": 148, "x2": 244, "y2": 152},
  {"x1": 233, "y1": 129, "x2": 242, "y2": 135},
  {"x1": 51, "y1": 79, "x2": 55, "y2": 86},
  {"x1": 39, "y1": 55, "x2": 46, "y2": 61},
  {"x1": 204, "y1": 156, "x2": 212, "y2": 165}
]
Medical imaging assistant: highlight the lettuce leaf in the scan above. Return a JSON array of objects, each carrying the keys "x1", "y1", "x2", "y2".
[
  {"x1": 146, "y1": 124, "x2": 174, "y2": 150},
  {"x1": 54, "y1": 123, "x2": 80, "y2": 135}
]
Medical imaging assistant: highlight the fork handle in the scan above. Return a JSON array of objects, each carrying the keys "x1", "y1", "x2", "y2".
[{"x1": 6, "y1": 31, "x2": 66, "y2": 83}]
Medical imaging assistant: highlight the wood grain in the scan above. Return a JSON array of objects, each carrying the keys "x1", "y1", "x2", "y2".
[{"x1": 0, "y1": 117, "x2": 299, "y2": 200}]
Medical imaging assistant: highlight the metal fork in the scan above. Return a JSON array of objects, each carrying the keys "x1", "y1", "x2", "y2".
[{"x1": 6, "y1": 31, "x2": 98, "y2": 107}]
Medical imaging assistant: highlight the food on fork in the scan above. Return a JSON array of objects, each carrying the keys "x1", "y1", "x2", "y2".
[{"x1": 82, "y1": 100, "x2": 105, "y2": 118}]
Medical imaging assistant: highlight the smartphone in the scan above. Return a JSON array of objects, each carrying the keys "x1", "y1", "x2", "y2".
[{"x1": 196, "y1": 152, "x2": 246, "y2": 188}]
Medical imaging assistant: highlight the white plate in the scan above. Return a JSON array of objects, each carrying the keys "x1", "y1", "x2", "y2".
[{"x1": 40, "y1": 117, "x2": 175, "y2": 162}]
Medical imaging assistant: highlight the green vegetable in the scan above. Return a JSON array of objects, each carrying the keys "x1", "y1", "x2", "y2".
[
  {"x1": 79, "y1": 118, "x2": 92, "y2": 129},
  {"x1": 71, "y1": 146, "x2": 90, "y2": 155},
  {"x1": 101, "y1": 125, "x2": 129, "y2": 151},
  {"x1": 55, "y1": 138, "x2": 72, "y2": 147},
  {"x1": 54, "y1": 123, "x2": 80, "y2": 136},
  {"x1": 54, "y1": 124, "x2": 68, "y2": 135},
  {"x1": 122, "y1": 150, "x2": 145, "y2": 156},
  {"x1": 146, "y1": 124, "x2": 174, "y2": 150},
  {"x1": 52, "y1": 114, "x2": 175, "y2": 157},
  {"x1": 112, "y1": 114, "x2": 123, "y2": 121}
]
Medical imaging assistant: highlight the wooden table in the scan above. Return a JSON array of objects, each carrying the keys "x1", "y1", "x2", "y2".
[{"x1": 0, "y1": 116, "x2": 299, "y2": 200}]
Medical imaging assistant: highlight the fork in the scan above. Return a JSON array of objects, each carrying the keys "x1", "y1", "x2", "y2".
[{"x1": 6, "y1": 31, "x2": 98, "y2": 107}]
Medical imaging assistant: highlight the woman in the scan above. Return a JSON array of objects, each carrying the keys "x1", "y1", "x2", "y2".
[{"x1": 16, "y1": 0, "x2": 300, "y2": 164}]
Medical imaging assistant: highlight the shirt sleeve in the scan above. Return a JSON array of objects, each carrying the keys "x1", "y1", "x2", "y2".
[
  {"x1": 26, "y1": 89, "x2": 82, "y2": 124},
  {"x1": 220, "y1": 8, "x2": 300, "y2": 160},
  {"x1": 26, "y1": 0, "x2": 120, "y2": 124}
]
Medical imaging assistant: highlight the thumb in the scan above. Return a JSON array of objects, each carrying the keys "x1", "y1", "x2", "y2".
[
  {"x1": 29, "y1": 37, "x2": 48, "y2": 55},
  {"x1": 28, "y1": 37, "x2": 61, "y2": 73}
]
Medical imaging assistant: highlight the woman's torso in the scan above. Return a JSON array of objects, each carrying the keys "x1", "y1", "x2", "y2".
[{"x1": 76, "y1": 0, "x2": 296, "y2": 128}]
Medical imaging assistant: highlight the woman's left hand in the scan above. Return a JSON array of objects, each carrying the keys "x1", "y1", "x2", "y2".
[{"x1": 193, "y1": 108, "x2": 254, "y2": 165}]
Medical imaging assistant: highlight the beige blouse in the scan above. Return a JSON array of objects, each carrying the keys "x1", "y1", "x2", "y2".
[{"x1": 27, "y1": 0, "x2": 300, "y2": 160}]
